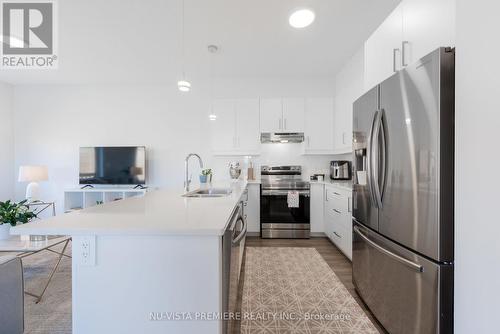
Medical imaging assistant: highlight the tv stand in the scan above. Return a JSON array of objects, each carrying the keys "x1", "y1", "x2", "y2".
[
  {"x1": 133, "y1": 185, "x2": 147, "y2": 190},
  {"x1": 64, "y1": 187, "x2": 148, "y2": 213},
  {"x1": 80, "y1": 185, "x2": 94, "y2": 189}
]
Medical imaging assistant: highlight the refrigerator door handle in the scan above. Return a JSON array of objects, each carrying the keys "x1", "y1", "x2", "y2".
[
  {"x1": 371, "y1": 110, "x2": 383, "y2": 208},
  {"x1": 379, "y1": 109, "x2": 387, "y2": 203},
  {"x1": 354, "y1": 226, "x2": 423, "y2": 272},
  {"x1": 367, "y1": 110, "x2": 378, "y2": 208}
]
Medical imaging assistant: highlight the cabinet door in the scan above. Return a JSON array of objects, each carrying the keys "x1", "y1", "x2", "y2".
[
  {"x1": 235, "y1": 99, "x2": 260, "y2": 154},
  {"x1": 310, "y1": 183, "x2": 325, "y2": 233},
  {"x1": 402, "y1": 0, "x2": 455, "y2": 66},
  {"x1": 282, "y1": 98, "x2": 305, "y2": 132},
  {"x1": 364, "y1": 4, "x2": 403, "y2": 91},
  {"x1": 304, "y1": 98, "x2": 334, "y2": 153},
  {"x1": 333, "y1": 91, "x2": 353, "y2": 153},
  {"x1": 260, "y1": 98, "x2": 283, "y2": 132},
  {"x1": 210, "y1": 99, "x2": 236, "y2": 153},
  {"x1": 324, "y1": 187, "x2": 334, "y2": 240},
  {"x1": 245, "y1": 184, "x2": 260, "y2": 233}
]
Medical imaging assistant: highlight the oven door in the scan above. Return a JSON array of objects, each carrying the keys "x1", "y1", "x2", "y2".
[{"x1": 260, "y1": 189, "x2": 310, "y2": 238}]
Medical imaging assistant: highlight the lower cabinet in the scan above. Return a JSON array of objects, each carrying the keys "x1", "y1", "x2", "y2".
[
  {"x1": 245, "y1": 183, "x2": 261, "y2": 233},
  {"x1": 324, "y1": 185, "x2": 352, "y2": 260},
  {"x1": 310, "y1": 183, "x2": 325, "y2": 233}
]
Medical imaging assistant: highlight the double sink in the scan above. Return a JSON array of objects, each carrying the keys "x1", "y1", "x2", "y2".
[{"x1": 182, "y1": 188, "x2": 233, "y2": 198}]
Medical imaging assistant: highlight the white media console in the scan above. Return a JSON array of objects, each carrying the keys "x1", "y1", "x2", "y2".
[{"x1": 64, "y1": 188, "x2": 147, "y2": 213}]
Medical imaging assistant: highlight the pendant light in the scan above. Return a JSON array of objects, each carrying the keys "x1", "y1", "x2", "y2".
[
  {"x1": 208, "y1": 44, "x2": 218, "y2": 120},
  {"x1": 177, "y1": 0, "x2": 191, "y2": 92}
]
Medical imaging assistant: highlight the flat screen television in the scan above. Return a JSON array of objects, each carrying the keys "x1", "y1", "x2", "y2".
[{"x1": 79, "y1": 146, "x2": 146, "y2": 185}]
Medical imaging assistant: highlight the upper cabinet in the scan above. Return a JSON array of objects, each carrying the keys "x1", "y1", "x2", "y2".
[
  {"x1": 364, "y1": 0, "x2": 455, "y2": 91},
  {"x1": 304, "y1": 98, "x2": 334, "y2": 154},
  {"x1": 260, "y1": 98, "x2": 305, "y2": 133},
  {"x1": 282, "y1": 98, "x2": 305, "y2": 132},
  {"x1": 334, "y1": 47, "x2": 365, "y2": 154},
  {"x1": 259, "y1": 98, "x2": 282, "y2": 132},
  {"x1": 210, "y1": 98, "x2": 260, "y2": 155}
]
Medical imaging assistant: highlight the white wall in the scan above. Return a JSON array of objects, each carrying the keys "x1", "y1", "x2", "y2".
[
  {"x1": 455, "y1": 0, "x2": 500, "y2": 332},
  {"x1": 13, "y1": 76, "x2": 340, "y2": 211},
  {"x1": 0, "y1": 82, "x2": 14, "y2": 201}
]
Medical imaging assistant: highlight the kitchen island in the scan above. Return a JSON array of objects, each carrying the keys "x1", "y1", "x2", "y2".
[{"x1": 11, "y1": 181, "x2": 249, "y2": 334}]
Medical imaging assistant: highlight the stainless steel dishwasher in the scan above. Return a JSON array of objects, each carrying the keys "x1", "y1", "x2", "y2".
[{"x1": 222, "y1": 200, "x2": 247, "y2": 334}]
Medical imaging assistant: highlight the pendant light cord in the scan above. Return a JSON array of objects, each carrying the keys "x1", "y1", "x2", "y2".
[{"x1": 181, "y1": 0, "x2": 185, "y2": 79}]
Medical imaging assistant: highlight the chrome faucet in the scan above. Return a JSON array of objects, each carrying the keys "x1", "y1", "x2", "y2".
[{"x1": 184, "y1": 153, "x2": 204, "y2": 192}]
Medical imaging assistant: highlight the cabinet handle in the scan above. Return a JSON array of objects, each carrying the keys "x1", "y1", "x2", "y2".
[
  {"x1": 333, "y1": 209, "x2": 341, "y2": 214},
  {"x1": 333, "y1": 192, "x2": 341, "y2": 196},
  {"x1": 393, "y1": 48, "x2": 400, "y2": 73},
  {"x1": 402, "y1": 41, "x2": 409, "y2": 67},
  {"x1": 334, "y1": 231, "x2": 342, "y2": 238}
]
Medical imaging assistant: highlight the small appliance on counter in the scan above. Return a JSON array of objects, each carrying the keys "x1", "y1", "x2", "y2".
[
  {"x1": 330, "y1": 161, "x2": 352, "y2": 180},
  {"x1": 310, "y1": 174, "x2": 325, "y2": 182}
]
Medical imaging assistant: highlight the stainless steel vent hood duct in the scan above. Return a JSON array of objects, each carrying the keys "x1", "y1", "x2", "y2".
[{"x1": 260, "y1": 132, "x2": 304, "y2": 143}]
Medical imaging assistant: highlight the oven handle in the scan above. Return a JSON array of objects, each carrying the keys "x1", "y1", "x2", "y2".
[{"x1": 261, "y1": 190, "x2": 310, "y2": 196}]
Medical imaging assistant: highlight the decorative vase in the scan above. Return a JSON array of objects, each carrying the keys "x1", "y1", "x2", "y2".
[
  {"x1": 0, "y1": 224, "x2": 11, "y2": 240},
  {"x1": 199, "y1": 175, "x2": 208, "y2": 183}
]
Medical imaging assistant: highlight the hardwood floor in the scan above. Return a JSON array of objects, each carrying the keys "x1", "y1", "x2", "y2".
[{"x1": 245, "y1": 236, "x2": 387, "y2": 334}]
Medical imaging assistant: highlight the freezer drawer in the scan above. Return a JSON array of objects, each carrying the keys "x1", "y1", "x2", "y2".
[{"x1": 352, "y1": 221, "x2": 453, "y2": 334}]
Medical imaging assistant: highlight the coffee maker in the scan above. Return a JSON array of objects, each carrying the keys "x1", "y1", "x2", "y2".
[{"x1": 330, "y1": 161, "x2": 352, "y2": 180}]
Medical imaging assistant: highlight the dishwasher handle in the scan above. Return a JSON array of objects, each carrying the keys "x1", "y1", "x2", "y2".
[{"x1": 232, "y1": 217, "x2": 247, "y2": 245}]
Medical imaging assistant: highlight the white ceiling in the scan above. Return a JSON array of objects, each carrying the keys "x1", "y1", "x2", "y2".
[{"x1": 0, "y1": 0, "x2": 400, "y2": 85}]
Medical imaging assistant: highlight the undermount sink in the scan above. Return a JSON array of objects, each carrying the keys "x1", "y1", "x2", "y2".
[{"x1": 182, "y1": 188, "x2": 233, "y2": 198}]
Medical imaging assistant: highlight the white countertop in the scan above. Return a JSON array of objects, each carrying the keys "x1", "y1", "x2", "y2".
[
  {"x1": 310, "y1": 180, "x2": 353, "y2": 191},
  {"x1": 11, "y1": 181, "x2": 248, "y2": 237}
]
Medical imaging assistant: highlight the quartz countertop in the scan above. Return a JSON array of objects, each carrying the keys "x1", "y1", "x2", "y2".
[
  {"x1": 11, "y1": 181, "x2": 249, "y2": 237},
  {"x1": 310, "y1": 180, "x2": 353, "y2": 191}
]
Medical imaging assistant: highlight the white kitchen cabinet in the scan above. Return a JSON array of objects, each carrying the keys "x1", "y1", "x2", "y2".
[
  {"x1": 282, "y1": 98, "x2": 305, "y2": 132},
  {"x1": 324, "y1": 184, "x2": 352, "y2": 260},
  {"x1": 333, "y1": 48, "x2": 364, "y2": 154},
  {"x1": 245, "y1": 183, "x2": 260, "y2": 234},
  {"x1": 364, "y1": 5, "x2": 403, "y2": 91},
  {"x1": 364, "y1": 0, "x2": 455, "y2": 91},
  {"x1": 303, "y1": 98, "x2": 335, "y2": 154},
  {"x1": 210, "y1": 99, "x2": 260, "y2": 155},
  {"x1": 210, "y1": 99, "x2": 236, "y2": 154},
  {"x1": 260, "y1": 98, "x2": 283, "y2": 132},
  {"x1": 260, "y1": 98, "x2": 305, "y2": 133},
  {"x1": 310, "y1": 183, "x2": 325, "y2": 234},
  {"x1": 235, "y1": 99, "x2": 260, "y2": 153},
  {"x1": 401, "y1": 0, "x2": 455, "y2": 66}
]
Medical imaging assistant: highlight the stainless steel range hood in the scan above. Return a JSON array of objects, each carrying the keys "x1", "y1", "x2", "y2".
[{"x1": 260, "y1": 132, "x2": 304, "y2": 143}]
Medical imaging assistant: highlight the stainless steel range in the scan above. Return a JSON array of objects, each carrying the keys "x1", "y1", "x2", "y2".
[{"x1": 260, "y1": 165, "x2": 310, "y2": 239}]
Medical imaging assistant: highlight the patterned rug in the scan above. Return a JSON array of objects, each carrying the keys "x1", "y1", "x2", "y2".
[{"x1": 241, "y1": 247, "x2": 379, "y2": 334}]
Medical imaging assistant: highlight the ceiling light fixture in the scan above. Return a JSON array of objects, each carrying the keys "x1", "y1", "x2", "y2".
[
  {"x1": 178, "y1": 0, "x2": 191, "y2": 92},
  {"x1": 289, "y1": 9, "x2": 315, "y2": 29}
]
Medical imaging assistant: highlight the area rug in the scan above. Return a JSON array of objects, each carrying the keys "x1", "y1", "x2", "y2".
[
  {"x1": 21, "y1": 243, "x2": 72, "y2": 334},
  {"x1": 241, "y1": 247, "x2": 379, "y2": 334}
]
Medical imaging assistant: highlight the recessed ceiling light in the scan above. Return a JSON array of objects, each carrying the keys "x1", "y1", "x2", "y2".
[
  {"x1": 289, "y1": 9, "x2": 315, "y2": 29},
  {"x1": 209, "y1": 114, "x2": 217, "y2": 121},
  {"x1": 177, "y1": 80, "x2": 191, "y2": 92}
]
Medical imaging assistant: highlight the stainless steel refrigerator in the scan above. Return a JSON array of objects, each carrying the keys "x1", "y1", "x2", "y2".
[{"x1": 352, "y1": 47, "x2": 454, "y2": 334}]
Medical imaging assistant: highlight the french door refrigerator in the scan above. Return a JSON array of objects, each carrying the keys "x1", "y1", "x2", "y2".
[{"x1": 352, "y1": 47, "x2": 454, "y2": 334}]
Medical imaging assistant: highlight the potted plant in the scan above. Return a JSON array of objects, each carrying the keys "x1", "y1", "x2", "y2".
[
  {"x1": 200, "y1": 169, "x2": 213, "y2": 184},
  {"x1": 0, "y1": 200, "x2": 37, "y2": 240}
]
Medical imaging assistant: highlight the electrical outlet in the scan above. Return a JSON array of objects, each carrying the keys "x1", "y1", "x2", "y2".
[{"x1": 80, "y1": 236, "x2": 96, "y2": 266}]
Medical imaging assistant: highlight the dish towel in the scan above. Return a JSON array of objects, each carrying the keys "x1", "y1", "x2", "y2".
[{"x1": 287, "y1": 191, "x2": 300, "y2": 208}]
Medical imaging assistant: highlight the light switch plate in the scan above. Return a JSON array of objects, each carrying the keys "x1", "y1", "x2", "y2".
[{"x1": 79, "y1": 235, "x2": 96, "y2": 266}]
